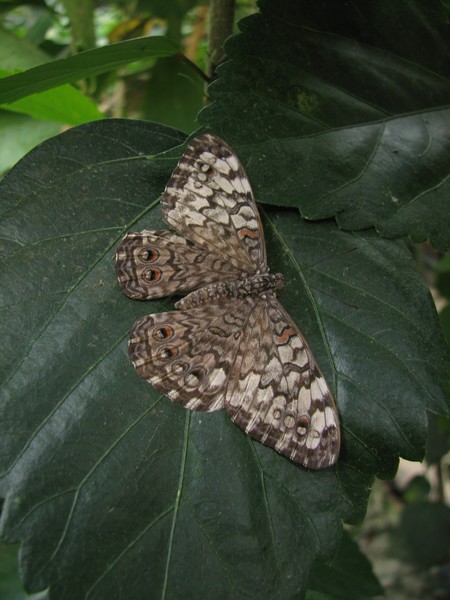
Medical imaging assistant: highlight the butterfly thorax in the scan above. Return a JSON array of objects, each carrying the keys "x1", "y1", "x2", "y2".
[{"x1": 174, "y1": 272, "x2": 285, "y2": 309}]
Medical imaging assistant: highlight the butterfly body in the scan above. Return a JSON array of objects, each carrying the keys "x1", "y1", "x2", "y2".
[
  {"x1": 116, "y1": 133, "x2": 340, "y2": 469},
  {"x1": 175, "y1": 272, "x2": 284, "y2": 309}
]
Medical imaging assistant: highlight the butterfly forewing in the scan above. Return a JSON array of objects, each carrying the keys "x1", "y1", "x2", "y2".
[
  {"x1": 116, "y1": 230, "x2": 242, "y2": 300},
  {"x1": 162, "y1": 134, "x2": 267, "y2": 273},
  {"x1": 116, "y1": 133, "x2": 340, "y2": 469}
]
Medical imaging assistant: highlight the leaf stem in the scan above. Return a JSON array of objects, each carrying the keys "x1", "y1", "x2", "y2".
[{"x1": 176, "y1": 51, "x2": 212, "y2": 84}]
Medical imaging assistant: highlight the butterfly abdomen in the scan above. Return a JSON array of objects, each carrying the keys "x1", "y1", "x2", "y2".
[{"x1": 175, "y1": 272, "x2": 284, "y2": 309}]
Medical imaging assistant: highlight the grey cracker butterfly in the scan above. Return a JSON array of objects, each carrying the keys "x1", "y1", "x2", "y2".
[{"x1": 115, "y1": 133, "x2": 340, "y2": 469}]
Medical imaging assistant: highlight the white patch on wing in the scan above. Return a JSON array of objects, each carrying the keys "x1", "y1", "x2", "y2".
[
  {"x1": 216, "y1": 175, "x2": 234, "y2": 195},
  {"x1": 306, "y1": 409, "x2": 325, "y2": 450},
  {"x1": 222, "y1": 195, "x2": 238, "y2": 210},
  {"x1": 208, "y1": 367, "x2": 227, "y2": 392},
  {"x1": 278, "y1": 344, "x2": 293, "y2": 363},
  {"x1": 185, "y1": 181, "x2": 213, "y2": 198},
  {"x1": 310, "y1": 378, "x2": 324, "y2": 402},
  {"x1": 230, "y1": 213, "x2": 248, "y2": 229},
  {"x1": 324, "y1": 405, "x2": 337, "y2": 426},
  {"x1": 227, "y1": 155, "x2": 240, "y2": 172},
  {"x1": 190, "y1": 194, "x2": 211, "y2": 210},
  {"x1": 211, "y1": 157, "x2": 229, "y2": 174},
  {"x1": 233, "y1": 177, "x2": 251, "y2": 195},
  {"x1": 204, "y1": 206, "x2": 230, "y2": 224},
  {"x1": 298, "y1": 387, "x2": 311, "y2": 414}
]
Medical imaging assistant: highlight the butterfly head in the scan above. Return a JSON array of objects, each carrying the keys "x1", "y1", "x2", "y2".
[{"x1": 273, "y1": 272, "x2": 285, "y2": 291}]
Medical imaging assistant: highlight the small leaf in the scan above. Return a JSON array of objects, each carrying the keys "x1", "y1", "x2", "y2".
[
  {"x1": 0, "y1": 36, "x2": 179, "y2": 104},
  {"x1": 425, "y1": 413, "x2": 450, "y2": 464},
  {"x1": 0, "y1": 29, "x2": 102, "y2": 126},
  {"x1": 399, "y1": 501, "x2": 450, "y2": 567},
  {"x1": 403, "y1": 475, "x2": 431, "y2": 502},
  {"x1": 0, "y1": 69, "x2": 103, "y2": 124}
]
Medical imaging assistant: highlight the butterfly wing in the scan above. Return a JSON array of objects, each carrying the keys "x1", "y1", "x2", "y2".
[
  {"x1": 116, "y1": 230, "x2": 243, "y2": 300},
  {"x1": 128, "y1": 299, "x2": 251, "y2": 411},
  {"x1": 225, "y1": 295, "x2": 340, "y2": 469},
  {"x1": 162, "y1": 134, "x2": 267, "y2": 273},
  {"x1": 129, "y1": 291, "x2": 339, "y2": 469},
  {"x1": 118, "y1": 132, "x2": 340, "y2": 468}
]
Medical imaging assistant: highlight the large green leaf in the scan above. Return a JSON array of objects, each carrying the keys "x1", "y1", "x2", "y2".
[
  {"x1": 0, "y1": 119, "x2": 447, "y2": 598},
  {"x1": 199, "y1": 0, "x2": 450, "y2": 250}
]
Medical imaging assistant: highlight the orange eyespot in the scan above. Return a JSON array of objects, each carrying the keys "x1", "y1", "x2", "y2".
[
  {"x1": 152, "y1": 325, "x2": 174, "y2": 341},
  {"x1": 142, "y1": 267, "x2": 161, "y2": 282},
  {"x1": 139, "y1": 248, "x2": 159, "y2": 263}
]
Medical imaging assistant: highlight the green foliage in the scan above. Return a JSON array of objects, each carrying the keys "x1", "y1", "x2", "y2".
[
  {"x1": 307, "y1": 532, "x2": 383, "y2": 599},
  {"x1": 0, "y1": 28, "x2": 101, "y2": 173},
  {"x1": 400, "y1": 501, "x2": 450, "y2": 567},
  {"x1": 201, "y1": 0, "x2": 450, "y2": 249},
  {"x1": 0, "y1": 36, "x2": 180, "y2": 103},
  {"x1": 0, "y1": 0, "x2": 449, "y2": 599}
]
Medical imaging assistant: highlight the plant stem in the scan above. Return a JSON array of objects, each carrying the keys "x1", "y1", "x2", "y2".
[
  {"x1": 435, "y1": 461, "x2": 445, "y2": 503},
  {"x1": 207, "y1": 0, "x2": 235, "y2": 78}
]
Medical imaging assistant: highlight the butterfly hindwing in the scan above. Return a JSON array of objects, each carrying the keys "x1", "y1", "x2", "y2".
[
  {"x1": 129, "y1": 291, "x2": 339, "y2": 468},
  {"x1": 128, "y1": 299, "x2": 251, "y2": 411},
  {"x1": 267, "y1": 297, "x2": 339, "y2": 468},
  {"x1": 225, "y1": 295, "x2": 340, "y2": 469},
  {"x1": 162, "y1": 134, "x2": 267, "y2": 274}
]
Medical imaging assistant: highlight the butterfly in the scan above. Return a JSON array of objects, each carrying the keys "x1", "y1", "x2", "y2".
[{"x1": 115, "y1": 133, "x2": 340, "y2": 469}]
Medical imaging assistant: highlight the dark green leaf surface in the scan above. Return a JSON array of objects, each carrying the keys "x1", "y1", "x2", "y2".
[
  {"x1": 0, "y1": 543, "x2": 32, "y2": 600},
  {"x1": 199, "y1": 0, "x2": 450, "y2": 249},
  {"x1": 0, "y1": 120, "x2": 447, "y2": 599},
  {"x1": 0, "y1": 36, "x2": 179, "y2": 104},
  {"x1": 308, "y1": 532, "x2": 383, "y2": 600}
]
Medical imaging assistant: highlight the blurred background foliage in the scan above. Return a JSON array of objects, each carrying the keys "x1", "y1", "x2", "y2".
[
  {"x1": 0, "y1": 0, "x2": 449, "y2": 598},
  {"x1": 0, "y1": 0, "x2": 257, "y2": 174}
]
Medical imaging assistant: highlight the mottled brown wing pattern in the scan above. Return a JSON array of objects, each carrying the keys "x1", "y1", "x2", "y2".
[
  {"x1": 115, "y1": 230, "x2": 242, "y2": 300},
  {"x1": 128, "y1": 299, "x2": 252, "y2": 411},
  {"x1": 116, "y1": 133, "x2": 341, "y2": 469},
  {"x1": 225, "y1": 295, "x2": 340, "y2": 469},
  {"x1": 128, "y1": 293, "x2": 339, "y2": 469},
  {"x1": 162, "y1": 133, "x2": 266, "y2": 273}
]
